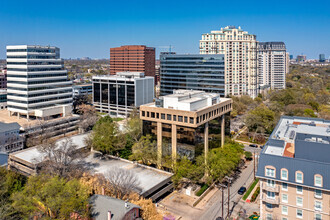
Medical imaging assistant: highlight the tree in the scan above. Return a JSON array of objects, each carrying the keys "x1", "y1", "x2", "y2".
[
  {"x1": 11, "y1": 175, "x2": 90, "y2": 219},
  {"x1": 304, "y1": 109, "x2": 317, "y2": 118},
  {"x1": 245, "y1": 104, "x2": 275, "y2": 134},
  {"x1": 172, "y1": 156, "x2": 204, "y2": 186},
  {"x1": 104, "y1": 168, "x2": 141, "y2": 199},
  {"x1": 37, "y1": 138, "x2": 87, "y2": 178},
  {"x1": 130, "y1": 135, "x2": 157, "y2": 165},
  {"x1": 92, "y1": 116, "x2": 125, "y2": 154},
  {"x1": 78, "y1": 104, "x2": 99, "y2": 132},
  {"x1": 125, "y1": 108, "x2": 142, "y2": 142}
]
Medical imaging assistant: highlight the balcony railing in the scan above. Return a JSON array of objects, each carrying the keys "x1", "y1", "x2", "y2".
[
  {"x1": 262, "y1": 194, "x2": 280, "y2": 205},
  {"x1": 262, "y1": 183, "x2": 280, "y2": 193}
]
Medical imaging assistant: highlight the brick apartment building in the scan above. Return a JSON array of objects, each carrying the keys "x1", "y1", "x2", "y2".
[{"x1": 110, "y1": 45, "x2": 156, "y2": 78}]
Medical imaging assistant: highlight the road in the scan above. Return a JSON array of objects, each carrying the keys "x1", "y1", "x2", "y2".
[{"x1": 197, "y1": 145, "x2": 261, "y2": 220}]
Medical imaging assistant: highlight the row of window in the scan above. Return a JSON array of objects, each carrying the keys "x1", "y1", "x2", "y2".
[
  {"x1": 266, "y1": 167, "x2": 323, "y2": 187},
  {"x1": 7, "y1": 68, "x2": 64, "y2": 72},
  {"x1": 266, "y1": 209, "x2": 322, "y2": 220},
  {"x1": 7, "y1": 73, "x2": 67, "y2": 78},
  {"x1": 142, "y1": 111, "x2": 194, "y2": 124}
]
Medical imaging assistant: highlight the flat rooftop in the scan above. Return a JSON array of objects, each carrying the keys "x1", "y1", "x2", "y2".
[
  {"x1": 84, "y1": 153, "x2": 173, "y2": 196},
  {"x1": 264, "y1": 116, "x2": 330, "y2": 158},
  {"x1": 93, "y1": 72, "x2": 151, "y2": 80},
  {"x1": 10, "y1": 133, "x2": 89, "y2": 164},
  {"x1": 0, "y1": 109, "x2": 78, "y2": 128}
]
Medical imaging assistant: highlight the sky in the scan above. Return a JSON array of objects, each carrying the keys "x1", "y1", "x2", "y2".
[{"x1": 0, "y1": 0, "x2": 329, "y2": 59}]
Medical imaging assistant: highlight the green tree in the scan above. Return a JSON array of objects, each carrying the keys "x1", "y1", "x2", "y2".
[
  {"x1": 125, "y1": 108, "x2": 142, "y2": 142},
  {"x1": 92, "y1": 116, "x2": 125, "y2": 154},
  {"x1": 129, "y1": 135, "x2": 157, "y2": 164},
  {"x1": 11, "y1": 175, "x2": 90, "y2": 219},
  {"x1": 304, "y1": 109, "x2": 317, "y2": 118},
  {"x1": 245, "y1": 104, "x2": 275, "y2": 134},
  {"x1": 172, "y1": 156, "x2": 204, "y2": 186}
]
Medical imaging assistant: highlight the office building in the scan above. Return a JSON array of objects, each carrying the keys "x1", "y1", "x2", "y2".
[
  {"x1": 200, "y1": 26, "x2": 258, "y2": 98},
  {"x1": 297, "y1": 55, "x2": 306, "y2": 63},
  {"x1": 73, "y1": 84, "x2": 92, "y2": 97},
  {"x1": 256, "y1": 116, "x2": 330, "y2": 220},
  {"x1": 319, "y1": 54, "x2": 326, "y2": 62},
  {"x1": 0, "y1": 71, "x2": 7, "y2": 89},
  {"x1": 110, "y1": 45, "x2": 156, "y2": 77},
  {"x1": 257, "y1": 42, "x2": 288, "y2": 90},
  {"x1": 0, "y1": 89, "x2": 7, "y2": 109},
  {"x1": 140, "y1": 90, "x2": 232, "y2": 167},
  {"x1": 0, "y1": 122, "x2": 23, "y2": 153},
  {"x1": 6, "y1": 45, "x2": 73, "y2": 120},
  {"x1": 160, "y1": 54, "x2": 225, "y2": 97},
  {"x1": 93, "y1": 72, "x2": 154, "y2": 117}
]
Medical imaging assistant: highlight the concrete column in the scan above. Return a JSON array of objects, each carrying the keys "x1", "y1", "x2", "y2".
[
  {"x1": 221, "y1": 115, "x2": 225, "y2": 147},
  {"x1": 17, "y1": 112, "x2": 20, "y2": 119},
  {"x1": 204, "y1": 122, "x2": 209, "y2": 165},
  {"x1": 171, "y1": 124, "x2": 177, "y2": 165},
  {"x1": 27, "y1": 114, "x2": 29, "y2": 121},
  {"x1": 157, "y1": 122, "x2": 162, "y2": 168}
]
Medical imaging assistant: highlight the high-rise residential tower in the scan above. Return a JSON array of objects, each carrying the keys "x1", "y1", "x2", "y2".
[
  {"x1": 200, "y1": 26, "x2": 258, "y2": 98},
  {"x1": 110, "y1": 45, "x2": 156, "y2": 77},
  {"x1": 257, "y1": 42, "x2": 288, "y2": 90},
  {"x1": 6, "y1": 45, "x2": 72, "y2": 120}
]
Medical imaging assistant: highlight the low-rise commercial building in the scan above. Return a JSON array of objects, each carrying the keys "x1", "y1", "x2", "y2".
[
  {"x1": 160, "y1": 54, "x2": 225, "y2": 96},
  {"x1": 0, "y1": 122, "x2": 23, "y2": 153},
  {"x1": 73, "y1": 84, "x2": 92, "y2": 97},
  {"x1": 93, "y1": 72, "x2": 154, "y2": 117},
  {"x1": 140, "y1": 90, "x2": 232, "y2": 166},
  {"x1": 256, "y1": 116, "x2": 330, "y2": 220}
]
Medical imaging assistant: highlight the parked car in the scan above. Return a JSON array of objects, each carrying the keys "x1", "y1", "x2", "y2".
[
  {"x1": 260, "y1": 145, "x2": 264, "y2": 149},
  {"x1": 238, "y1": 187, "x2": 247, "y2": 195},
  {"x1": 249, "y1": 144, "x2": 258, "y2": 148}
]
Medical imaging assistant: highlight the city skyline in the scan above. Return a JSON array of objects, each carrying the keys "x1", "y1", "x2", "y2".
[{"x1": 0, "y1": 0, "x2": 329, "y2": 59}]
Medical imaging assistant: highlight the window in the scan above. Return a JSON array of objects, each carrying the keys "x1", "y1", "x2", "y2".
[
  {"x1": 315, "y1": 175, "x2": 322, "y2": 187},
  {"x1": 266, "y1": 213, "x2": 272, "y2": 220},
  {"x1": 296, "y1": 186, "x2": 303, "y2": 194},
  {"x1": 184, "y1": 116, "x2": 188, "y2": 123},
  {"x1": 189, "y1": 117, "x2": 194, "y2": 124},
  {"x1": 282, "y1": 218, "x2": 288, "y2": 220},
  {"x1": 178, "y1": 116, "x2": 183, "y2": 122},
  {"x1": 315, "y1": 189, "x2": 322, "y2": 199},
  {"x1": 167, "y1": 114, "x2": 171, "y2": 120},
  {"x1": 282, "y1": 205, "x2": 288, "y2": 215},
  {"x1": 147, "y1": 112, "x2": 150, "y2": 117},
  {"x1": 282, "y1": 183, "x2": 288, "y2": 191},
  {"x1": 142, "y1": 111, "x2": 145, "y2": 117},
  {"x1": 315, "y1": 201, "x2": 322, "y2": 211},
  {"x1": 267, "y1": 191, "x2": 275, "y2": 199},
  {"x1": 282, "y1": 194, "x2": 288, "y2": 203},
  {"x1": 156, "y1": 113, "x2": 159, "y2": 119},
  {"x1": 161, "y1": 113, "x2": 165, "y2": 120},
  {"x1": 296, "y1": 197, "x2": 303, "y2": 207},
  {"x1": 173, "y1": 115, "x2": 176, "y2": 121},
  {"x1": 281, "y1": 169, "x2": 288, "y2": 180},
  {"x1": 315, "y1": 214, "x2": 322, "y2": 220},
  {"x1": 267, "y1": 179, "x2": 275, "y2": 188},
  {"x1": 151, "y1": 112, "x2": 155, "y2": 118},
  {"x1": 296, "y1": 171, "x2": 303, "y2": 183},
  {"x1": 296, "y1": 209, "x2": 303, "y2": 219},
  {"x1": 266, "y1": 168, "x2": 275, "y2": 177}
]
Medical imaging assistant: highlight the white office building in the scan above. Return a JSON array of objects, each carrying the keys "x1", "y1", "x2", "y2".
[
  {"x1": 257, "y1": 42, "x2": 288, "y2": 90},
  {"x1": 6, "y1": 45, "x2": 72, "y2": 119},
  {"x1": 200, "y1": 26, "x2": 258, "y2": 98},
  {"x1": 93, "y1": 72, "x2": 154, "y2": 117}
]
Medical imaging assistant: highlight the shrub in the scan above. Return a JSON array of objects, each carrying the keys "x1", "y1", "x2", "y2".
[
  {"x1": 195, "y1": 184, "x2": 209, "y2": 196},
  {"x1": 251, "y1": 186, "x2": 260, "y2": 202},
  {"x1": 242, "y1": 178, "x2": 259, "y2": 201}
]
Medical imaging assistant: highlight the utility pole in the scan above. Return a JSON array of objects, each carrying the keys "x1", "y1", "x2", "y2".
[
  {"x1": 225, "y1": 176, "x2": 233, "y2": 219},
  {"x1": 253, "y1": 151, "x2": 256, "y2": 180},
  {"x1": 216, "y1": 183, "x2": 226, "y2": 220}
]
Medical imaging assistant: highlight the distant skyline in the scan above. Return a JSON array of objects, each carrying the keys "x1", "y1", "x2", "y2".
[{"x1": 1, "y1": 0, "x2": 329, "y2": 59}]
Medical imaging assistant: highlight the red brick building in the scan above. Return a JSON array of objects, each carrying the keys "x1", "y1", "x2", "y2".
[{"x1": 110, "y1": 45, "x2": 155, "y2": 77}]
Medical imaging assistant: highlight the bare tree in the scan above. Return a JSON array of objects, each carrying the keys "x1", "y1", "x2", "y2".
[
  {"x1": 104, "y1": 168, "x2": 141, "y2": 199},
  {"x1": 78, "y1": 104, "x2": 99, "y2": 132},
  {"x1": 37, "y1": 138, "x2": 88, "y2": 178}
]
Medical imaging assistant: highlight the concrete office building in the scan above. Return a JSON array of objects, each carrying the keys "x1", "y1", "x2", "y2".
[
  {"x1": 110, "y1": 45, "x2": 156, "y2": 77},
  {"x1": 93, "y1": 72, "x2": 154, "y2": 117},
  {"x1": 257, "y1": 42, "x2": 288, "y2": 90},
  {"x1": 297, "y1": 55, "x2": 306, "y2": 63},
  {"x1": 140, "y1": 90, "x2": 232, "y2": 167},
  {"x1": 160, "y1": 54, "x2": 225, "y2": 97},
  {"x1": 6, "y1": 45, "x2": 73, "y2": 120},
  {"x1": 73, "y1": 84, "x2": 92, "y2": 97},
  {"x1": 256, "y1": 116, "x2": 330, "y2": 220},
  {"x1": 200, "y1": 26, "x2": 258, "y2": 98},
  {"x1": 0, "y1": 122, "x2": 23, "y2": 153}
]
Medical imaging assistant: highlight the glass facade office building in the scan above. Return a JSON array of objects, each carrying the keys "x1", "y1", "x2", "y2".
[{"x1": 160, "y1": 54, "x2": 225, "y2": 97}]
